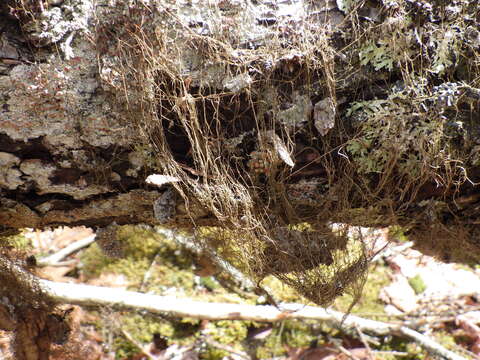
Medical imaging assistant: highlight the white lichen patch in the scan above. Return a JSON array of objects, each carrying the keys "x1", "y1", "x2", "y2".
[{"x1": 22, "y1": 0, "x2": 93, "y2": 47}]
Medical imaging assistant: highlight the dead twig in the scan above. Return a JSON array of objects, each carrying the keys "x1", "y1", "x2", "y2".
[
  {"x1": 203, "y1": 336, "x2": 250, "y2": 360},
  {"x1": 355, "y1": 324, "x2": 374, "y2": 360},
  {"x1": 398, "y1": 326, "x2": 467, "y2": 360},
  {"x1": 333, "y1": 344, "x2": 362, "y2": 360},
  {"x1": 139, "y1": 252, "x2": 161, "y2": 292},
  {"x1": 37, "y1": 235, "x2": 96, "y2": 266},
  {"x1": 120, "y1": 328, "x2": 158, "y2": 360},
  {"x1": 372, "y1": 350, "x2": 409, "y2": 357},
  {"x1": 38, "y1": 278, "x2": 468, "y2": 360}
]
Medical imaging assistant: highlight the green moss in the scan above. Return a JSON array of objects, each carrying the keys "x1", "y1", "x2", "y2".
[
  {"x1": 113, "y1": 337, "x2": 138, "y2": 360},
  {"x1": 261, "y1": 276, "x2": 307, "y2": 303},
  {"x1": 408, "y1": 275, "x2": 426, "y2": 295},
  {"x1": 110, "y1": 314, "x2": 169, "y2": 359},
  {"x1": 433, "y1": 331, "x2": 459, "y2": 353},
  {"x1": 201, "y1": 347, "x2": 229, "y2": 360},
  {"x1": 256, "y1": 321, "x2": 319, "y2": 359},
  {"x1": 123, "y1": 314, "x2": 170, "y2": 342},
  {"x1": 79, "y1": 226, "x2": 231, "y2": 358},
  {"x1": 281, "y1": 321, "x2": 317, "y2": 348},
  {"x1": 256, "y1": 324, "x2": 286, "y2": 359},
  {"x1": 334, "y1": 265, "x2": 390, "y2": 317},
  {"x1": 116, "y1": 226, "x2": 165, "y2": 260},
  {"x1": 106, "y1": 257, "x2": 152, "y2": 284},
  {"x1": 379, "y1": 337, "x2": 425, "y2": 360},
  {"x1": 206, "y1": 320, "x2": 248, "y2": 344},
  {"x1": 80, "y1": 225, "x2": 194, "y2": 284},
  {"x1": 80, "y1": 242, "x2": 116, "y2": 278},
  {"x1": 200, "y1": 276, "x2": 220, "y2": 291},
  {"x1": 79, "y1": 225, "x2": 434, "y2": 360},
  {"x1": 199, "y1": 320, "x2": 249, "y2": 360},
  {"x1": 1, "y1": 232, "x2": 32, "y2": 250},
  {"x1": 389, "y1": 226, "x2": 409, "y2": 242}
]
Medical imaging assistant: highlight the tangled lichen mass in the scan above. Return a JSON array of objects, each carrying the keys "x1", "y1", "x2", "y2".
[
  {"x1": 93, "y1": 0, "x2": 480, "y2": 306},
  {"x1": 2, "y1": 0, "x2": 479, "y2": 311}
]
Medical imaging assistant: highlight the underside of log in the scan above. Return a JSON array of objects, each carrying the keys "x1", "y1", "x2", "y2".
[{"x1": 1, "y1": 0, "x2": 480, "y2": 305}]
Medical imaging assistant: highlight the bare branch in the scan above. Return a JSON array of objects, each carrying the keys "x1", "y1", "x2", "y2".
[
  {"x1": 119, "y1": 328, "x2": 158, "y2": 360},
  {"x1": 39, "y1": 279, "x2": 467, "y2": 360},
  {"x1": 203, "y1": 336, "x2": 250, "y2": 360},
  {"x1": 37, "y1": 235, "x2": 96, "y2": 266},
  {"x1": 398, "y1": 326, "x2": 467, "y2": 360}
]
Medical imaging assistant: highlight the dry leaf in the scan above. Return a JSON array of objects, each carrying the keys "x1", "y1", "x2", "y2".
[
  {"x1": 274, "y1": 136, "x2": 295, "y2": 167},
  {"x1": 263, "y1": 130, "x2": 295, "y2": 167},
  {"x1": 87, "y1": 273, "x2": 131, "y2": 289},
  {"x1": 37, "y1": 265, "x2": 75, "y2": 282},
  {"x1": 380, "y1": 274, "x2": 418, "y2": 313},
  {"x1": 194, "y1": 254, "x2": 219, "y2": 277}
]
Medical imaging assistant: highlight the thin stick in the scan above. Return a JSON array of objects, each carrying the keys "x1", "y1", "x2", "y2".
[
  {"x1": 398, "y1": 326, "x2": 466, "y2": 360},
  {"x1": 334, "y1": 344, "x2": 361, "y2": 360},
  {"x1": 0, "y1": 256, "x2": 466, "y2": 360},
  {"x1": 355, "y1": 324, "x2": 374, "y2": 360},
  {"x1": 140, "y1": 252, "x2": 161, "y2": 292},
  {"x1": 203, "y1": 336, "x2": 250, "y2": 360},
  {"x1": 37, "y1": 235, "x2": 96, "y2": 266},
  {"x1": 372, "y1": 350, "x2": 409, "y2": 356},
  {"x1": 38, "y1": 279, "x2": 467, "y2": 360},
  {"x1": 120, "y1": 328, "x2": 157, "y2": 360}
]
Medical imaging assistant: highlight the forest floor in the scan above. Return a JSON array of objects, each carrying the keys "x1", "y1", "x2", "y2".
[{"x1": 2, "y1": 225, "x2": 480, "y2": 360}]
